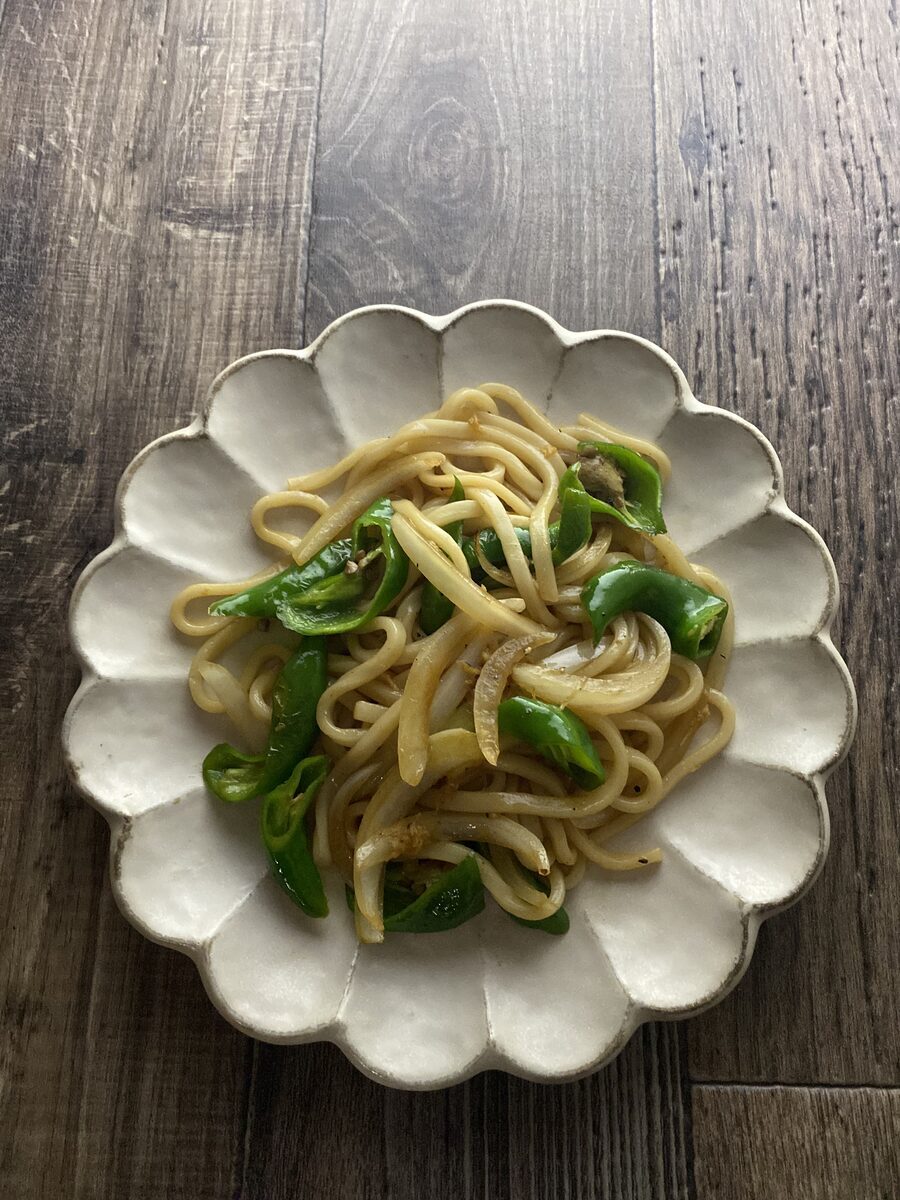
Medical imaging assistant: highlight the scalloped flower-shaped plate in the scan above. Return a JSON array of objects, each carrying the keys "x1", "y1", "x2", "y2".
[{"x1": 64, "y1": 302, "x2": 856, "y2": 1088}]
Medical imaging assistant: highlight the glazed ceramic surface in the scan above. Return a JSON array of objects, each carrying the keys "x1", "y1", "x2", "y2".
[{"x1": 64, "y1": 301, "x2": 856, "y2": 1088}]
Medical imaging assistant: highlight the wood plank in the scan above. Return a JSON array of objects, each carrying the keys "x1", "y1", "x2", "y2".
[
  {"x1": 245, "y1": 1, "x2": 693, "y2": 1194},
  {"x1": 304, "y1": 0, "x2": 659, "y2": 341},
  {"x1": 0, "y1": 0, "x2": 324, "y2": 1195},
  {"x1": 653, "y1": 0, "x2": 900, "y2": 1083},
  {"x1": 693, "y1": 1085, "x2": 900, "y2": 1200},
  {"x1": 244, "y1": 1026, "x2": 691, "y2": 1200}
]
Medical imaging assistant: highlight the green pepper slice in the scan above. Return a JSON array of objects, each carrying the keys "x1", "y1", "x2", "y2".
[
  {"x1": 345, "y1": 857, "x2": 485, "y2": 933},
  {"x1": 551, "y1": 480, "x2": 593, "y2": 565},
  {"x1": 384, "y1": 856, "x2": 485, "y2": 932},
  {"x1": 202, "y1": 637, "x2": 328, "y2": 803},
  {"x1": 420, "y1": 477, "x2": 466, "y2": 634},
  {"x1": 261, "y1": 755, "x2": 329, "y2": 917},
  {"x1": 581, "y1": 560, "x2": 728, "y2": 659},
  {"x1": 561, "y1": 441, "x2": 666, "y2": 536},
  {"x1": 209, "y1": 540, "x2": 353, "y2": 618},
  {"x1": 276, "y1": 498, "x2": 409, "y2": 635},
  {"x1": 497, "y1": 695, "x2": 606, "y2": 789}
]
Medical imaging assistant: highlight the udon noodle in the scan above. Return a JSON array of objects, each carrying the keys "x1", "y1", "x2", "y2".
[{"x1": 171, "y1": 383, "x2": 735, "y2": 943}]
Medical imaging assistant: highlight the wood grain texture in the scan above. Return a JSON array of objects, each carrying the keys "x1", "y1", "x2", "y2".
[
  {"x1": 693, "y1": 1086, "x2": 900, "y2": 1200},
  {"x1": 304, "y1": 0, "x2": 660, "y2": 341},
  {"x1": 0, "y1": 0, "x2": 323, "y2": 1195},
  {"x1": 652, "y1": 0, "x2": 900, "y2": 1085},
  {"x1": 244, "y1": 1027, "x2": 691, "y2": 1200},
  {"x1": 1, "y1": 0, "x2": 899, "y2": 1195}
]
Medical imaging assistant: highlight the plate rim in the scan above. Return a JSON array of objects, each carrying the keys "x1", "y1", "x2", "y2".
[{"x1": 63, "y1": 298, "x2": 858, "y2": 1088}]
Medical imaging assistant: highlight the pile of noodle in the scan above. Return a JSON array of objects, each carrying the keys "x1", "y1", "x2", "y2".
[{"x1": 171, "y1": 384, "x2": 734, "y2": 943}]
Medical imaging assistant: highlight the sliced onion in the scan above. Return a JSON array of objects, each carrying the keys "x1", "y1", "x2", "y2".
[
  {"x1": 391, "y1": 512, "x2": 541, "y2": 638},
  {"x1": 511, "y1": 616, "x2": 671, "y2": 715},
  {"x1": 392, "y1": 499, "x2": 472, "y2": 576},
  {"x1": 429, "y1": 630, "x2": 497, "y2": 731},
  {"x1": 397, "y1": 612, "x2": 476, "y2": 786},
  {"x1": 291, "y1": 451, "x2": 444, "y2": 564},
  {"x1": 473, "y1": 632, "x2": 555, "y2": 764}
]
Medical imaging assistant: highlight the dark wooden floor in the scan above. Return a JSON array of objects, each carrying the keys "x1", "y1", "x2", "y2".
[{"x1": 2, "y1": 1, "x2": 898, "y2": 1196}]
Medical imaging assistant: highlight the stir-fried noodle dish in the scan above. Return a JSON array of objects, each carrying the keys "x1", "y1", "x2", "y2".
[{"x1": 171, "y1": 383, "x2": 735, "y2": 942}]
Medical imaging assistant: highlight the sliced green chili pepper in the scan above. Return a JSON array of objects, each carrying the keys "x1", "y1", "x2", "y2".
[
  {"x1": 345, "y1": 857, "x2": 485, "y2": 933},
  {"x1": 581, "y1": 560, "x2": 728, "y2": 659},
  {"x1": 420, "y1": 477, "x2": 466, "y2": 634},
  {"x1": 384, "y1": 857, "x2": 484, "y2": 932},
  {"x1": 561, "y1": 441, "x2": 666, "y2": 536},
  {"x1": 209, "y1": 540, "x2": 353, "y2": 618},
  {"x1": 276, "y1": 498, "x2": 409, "y2": 635},
  {"x1": 497, "y1": 695, "x2": 606, "y2": 789},
  {"x1": 202, "y1": 637, "x2": 328, "y2": 803},
  {"x1": 551, "y1": 479, "x2": 593, "y2": 565},
  {"x1": 262, "y1": 755, "x2": 329, "y2": 917}
]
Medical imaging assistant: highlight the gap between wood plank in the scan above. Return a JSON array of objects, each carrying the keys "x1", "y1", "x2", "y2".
[
  {"x1": 693, "y1": 1082, "x2": 900, "y2": 1092},
  {"x1": 301, "y1": 0, "x2": 330, "y2": 348}
]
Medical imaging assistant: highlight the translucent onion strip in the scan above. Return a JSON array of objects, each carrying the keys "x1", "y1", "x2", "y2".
[
  {"x1": 473, "y1": 632, "x2": 555, "y2": 764},
  {"x1": 291, "y1": 451, "x2": 444, "y2": 564},
  {"x1": 429, "y1": 631, "x2": 497, "y2": 731},
  {"x1": 512, "y1": 617, "x2": 671, "y2": 715},
  {"x1": 397, "y1": 612, "x2": 477, "y2": 785},
  {"x1": 391, "y1": 512, "x2": 541, "y2": 637},
  {"x1": 392, "y1": 499, "x2": 472, "y2": 577}
]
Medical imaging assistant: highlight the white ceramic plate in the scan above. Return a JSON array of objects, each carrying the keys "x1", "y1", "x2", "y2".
[{"x1": 64, "y1": 301, "x2": 856, "y2": 1088}]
